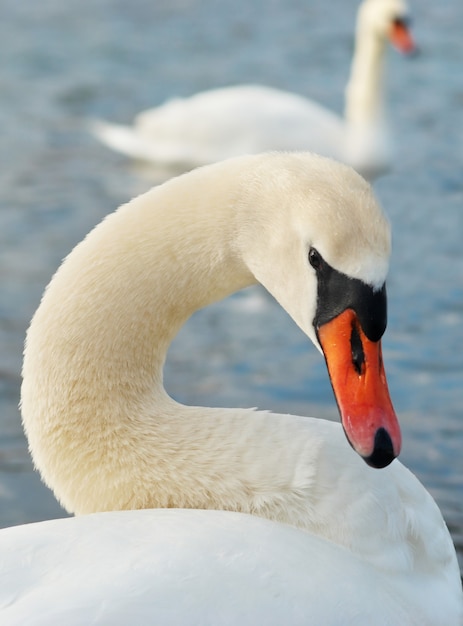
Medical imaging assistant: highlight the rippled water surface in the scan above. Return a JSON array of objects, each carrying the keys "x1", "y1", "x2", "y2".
[{"x1": 0, "y1": 0, "x2": 462, "y2": 572}]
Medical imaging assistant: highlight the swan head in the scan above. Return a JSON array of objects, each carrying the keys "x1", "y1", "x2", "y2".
[
  {"x1": 238, "y1": 152, "x2": 400, "y2": 468},
  {"x1": 309, "y1": 249, "x2": 399, "y2": 469},
  {"x1": 358, "y1": 0, "x2": 415, "y2": 54}
]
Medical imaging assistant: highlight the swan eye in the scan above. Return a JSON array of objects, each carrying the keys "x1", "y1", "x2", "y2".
[{"x1": 308, "y1": 247, "x2": 322, "y2": 271}]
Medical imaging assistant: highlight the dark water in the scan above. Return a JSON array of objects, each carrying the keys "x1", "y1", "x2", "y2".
[{"x1": 0, "y1": 0, "x2": 462, "y2": 572}]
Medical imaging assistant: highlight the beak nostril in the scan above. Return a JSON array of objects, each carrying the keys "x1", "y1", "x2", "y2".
[{"x1": 350, "y1": 323, "x2": 365, "y2": 375}]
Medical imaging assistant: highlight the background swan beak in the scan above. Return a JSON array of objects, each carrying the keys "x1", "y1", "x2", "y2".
[
  {"x1": 317, "y1": 308, "x2": 401, "y2": 468},
  {"x1": 389, "y1": 18, "x2": 416, "y2": 55}
]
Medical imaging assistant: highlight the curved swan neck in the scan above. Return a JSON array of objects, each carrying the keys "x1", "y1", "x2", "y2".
[
  {"x1": 37, "y1": 159, "x2": 258, "y2": 402},
  {"x1": 23, "y1": 154, "x2": 322, "y2": 517},
  {"x1": 21, "y1": 153, "x2": 383, "y2": 521}
]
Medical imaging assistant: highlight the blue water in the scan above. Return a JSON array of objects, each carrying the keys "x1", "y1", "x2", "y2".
[{"x1": 0, "y1": 0, "x2": 462, "y2": 572}]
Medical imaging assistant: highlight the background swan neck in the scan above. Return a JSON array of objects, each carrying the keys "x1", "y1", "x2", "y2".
[{"x1": 344, "y1": 21, "x2": 387, "y2": 127}]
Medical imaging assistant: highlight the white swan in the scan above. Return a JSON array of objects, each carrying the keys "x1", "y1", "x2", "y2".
[
  {"x1": 91, "y1": 0, "x2": 415, "y2": 181},
  {"x1": 1, "y1": 507, "x2": 461, "y2": 625},
  {"x1": 4, "y1": 153, "x2": 461, "y2": 624}
]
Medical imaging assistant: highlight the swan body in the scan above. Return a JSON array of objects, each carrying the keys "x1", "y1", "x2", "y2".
[
  {"x1": 92, "y1": 0, "x2": 415, "y2": 180},
  {"x1": 12, "y1": 152, "x2": 462, "y2": 623},
  {"x1": 1, "y1": 505, "x2": 461, "y2": 625}
]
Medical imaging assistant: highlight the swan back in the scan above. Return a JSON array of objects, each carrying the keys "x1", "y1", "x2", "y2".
[{"x1": 1, "y1": 508, "x2": 462, "y2": 625}]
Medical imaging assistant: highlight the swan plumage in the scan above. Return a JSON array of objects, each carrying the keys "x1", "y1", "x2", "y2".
[
  {"x1": 1, "y1": 503, "x2": 461, "y2": 625},
  {"x1": 91, "y1": 0, "x2": 415, "y2": 180},
  {"x1": 4, "y1": 152, "x2": 461, "y2": 624}
]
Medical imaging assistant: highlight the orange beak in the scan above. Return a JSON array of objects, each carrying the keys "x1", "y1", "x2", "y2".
[
  {"x1": 389, "y1": 18, "x2": 416, "y2": 55},
  {"x1": 317, "y1": 308, "x2": 401, "y2": 468}
]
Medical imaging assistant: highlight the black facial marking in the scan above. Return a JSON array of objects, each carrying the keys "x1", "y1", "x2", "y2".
[
  {"x1": 309, "y1": 247, "x2": 387, "y2": 342},
  {"x1": 393, "y1": 16, "x2": 411, "y2": 29},
  {"x1": 308, "y1": 248, "x2": 322, "y2": 270}
]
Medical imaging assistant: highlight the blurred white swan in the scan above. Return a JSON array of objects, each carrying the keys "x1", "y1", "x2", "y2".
[
  {"x1": 4, "y1": 154, "x2": 461, "y2": 624},
  {"x1": 91, "y1": 0, "x2": 415, "y2": 180}
]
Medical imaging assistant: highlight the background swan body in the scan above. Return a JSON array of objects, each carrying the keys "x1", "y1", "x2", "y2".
[
  {"x1": 91, "y1": 0, "x2": 415, "y2": 180},
  {"x1": 15, "y1": 152, "x2": 462, "y2": 623}
]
